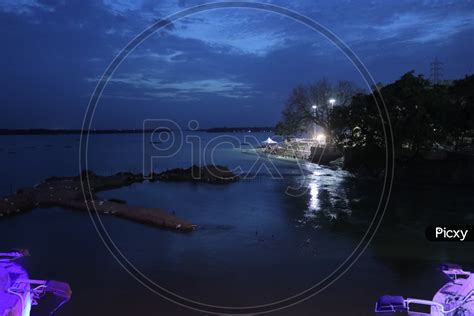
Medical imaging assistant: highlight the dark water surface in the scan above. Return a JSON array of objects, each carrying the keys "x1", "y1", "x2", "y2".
[{"x1": 1, "y1": 133, "x2": 473, "y2": 315}]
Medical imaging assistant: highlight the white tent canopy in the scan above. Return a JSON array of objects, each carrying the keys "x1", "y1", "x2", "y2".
[{"x1": 262, "y1": 137, "x2": 278, "y2": 145}]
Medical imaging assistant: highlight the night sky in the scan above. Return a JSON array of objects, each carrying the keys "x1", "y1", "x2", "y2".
[{"x1": 1, "y1": 0, "x2": 473, "y2": 129}]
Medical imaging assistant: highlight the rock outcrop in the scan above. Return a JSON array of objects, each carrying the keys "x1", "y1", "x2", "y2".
[{"x1": 0, "y1": 165, "x2": 238, "y2": 231}]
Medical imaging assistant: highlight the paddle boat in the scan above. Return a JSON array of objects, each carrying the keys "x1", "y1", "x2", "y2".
[
  {"x1": 0, "y1": 250, "x2": 71, "y2": 316},
  {"x1": 375, "y1": 263, "x2": 473, "y2": 315}
]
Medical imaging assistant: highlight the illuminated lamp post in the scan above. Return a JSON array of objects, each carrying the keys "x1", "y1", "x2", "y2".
[
  {"x1": 329, "y1": 98, "x2": 336, "y2": 108},
  {"x1": 311, "y1": 104, "x2": 317, "y2": 139}
]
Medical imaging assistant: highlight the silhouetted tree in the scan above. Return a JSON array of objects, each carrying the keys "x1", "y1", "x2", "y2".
[
  {"x1": 448, "y1": 75, "x2": 474, "y2": 149},
  {"x1": 328, "y1": 72, "x2": 474, "y2": 173},
  {"x1": 275, "y1": 79, "x2": 360, "y2": 137},
  {"x1": 278, "y1": 72, "x2": 474, "y2": 174}
]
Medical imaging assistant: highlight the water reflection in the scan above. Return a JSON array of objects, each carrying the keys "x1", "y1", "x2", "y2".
[
  {"x1": 308, "y1": 178, "x2": 319, "y2": 211},
  {"x1": 291, "y1": 164, "x2": 355, "y2": 228}
]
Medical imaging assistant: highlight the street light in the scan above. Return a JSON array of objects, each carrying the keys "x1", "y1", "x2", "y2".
[
  {"x1": 329, "y1": 98, "x2": 336, "y2": 107},
  {"x1": 311, "y1": 105, "x2": 317, "y2": 139},
  {"x1": 316, "y1": 133, "x2": 326, "y2": 145}
]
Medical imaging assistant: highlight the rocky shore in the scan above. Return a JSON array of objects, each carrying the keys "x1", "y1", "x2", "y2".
[
  {"x1": 152, "y1": 165, "x2": 238, "y2": 184},
  {"x1": 0, "y1": 165, "x2": 238, "y2": 232}
]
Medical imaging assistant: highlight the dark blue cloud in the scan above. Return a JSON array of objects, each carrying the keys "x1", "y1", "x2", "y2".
[{"x1": 0, "y1": 0, "x2": 473, "y2": 128}]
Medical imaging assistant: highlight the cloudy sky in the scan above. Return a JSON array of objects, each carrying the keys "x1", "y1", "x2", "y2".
[{"x1": 1, "y1": 0, "x2": 473, "y2": 129}]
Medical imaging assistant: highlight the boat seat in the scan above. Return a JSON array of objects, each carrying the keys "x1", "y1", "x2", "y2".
[{"x1": 375, "y1": 295, "x2": 407, "y2": 312}]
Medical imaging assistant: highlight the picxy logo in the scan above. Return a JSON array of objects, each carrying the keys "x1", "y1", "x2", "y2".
[
  {"x1": 426, "y1": 225, "x2": 473, "y2": 242},
  {"x1": 435, "y1": 227, "x2": 469, "y2": 241}
]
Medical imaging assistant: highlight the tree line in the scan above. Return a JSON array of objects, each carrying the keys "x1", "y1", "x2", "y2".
[{"x1": 276, "y1": 72, "x2": 474, "y2": 170}]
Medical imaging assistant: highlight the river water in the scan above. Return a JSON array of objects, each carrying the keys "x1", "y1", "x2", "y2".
[{"x1": 0, "y1": 133, "x2": 473, "y2": 315}]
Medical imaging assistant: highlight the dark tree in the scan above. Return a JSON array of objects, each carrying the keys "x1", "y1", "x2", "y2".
[
  {"x1": 329, "y1": 72, "x2": 474, "y2": 174},
  {"x1": 275, "y1": 80, "x2": 360, "y2": 137},
  {"x1": 278, "y1": 72, "x2": 474, "y2": 174},
  {"x1": 448, "y1": 75, "x2": 474, "y2": 149}
]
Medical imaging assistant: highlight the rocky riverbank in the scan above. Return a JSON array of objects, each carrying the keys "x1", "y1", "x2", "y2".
[
  {"x1": 0, "y1": 165, "x2": 238, "y2": 231},
  {"x1": 151, "y1": 165, "x2": 238, "y2": 184}
]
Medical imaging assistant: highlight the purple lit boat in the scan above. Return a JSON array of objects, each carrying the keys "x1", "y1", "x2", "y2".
[
  {"x1": 0, "y1": 250, "x2": 71, "y2": 316},
  {"x1": 375, "y1": 263, "x2": 474, "y2": 315}
]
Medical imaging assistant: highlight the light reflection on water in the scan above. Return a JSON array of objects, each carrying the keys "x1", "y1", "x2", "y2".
[
  {"x1": 308, "y1": 176, "x2": 319, "y2": 212},
  {"x1": 295, "y1": 163, "x2": 353, "y2": 226}
]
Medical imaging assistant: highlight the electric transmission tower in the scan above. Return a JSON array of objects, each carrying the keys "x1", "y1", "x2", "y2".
[{"x1": 430, "y1": 57, "x2": 443, "y2": 85}]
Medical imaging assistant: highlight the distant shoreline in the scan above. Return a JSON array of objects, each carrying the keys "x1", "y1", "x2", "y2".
[
  {"x1": 0, "y1": 127, "x2": 275, "y2": 135},
  {"x1": 201, "y1": 127, "x2": 275, "y2": 133},
  {"x1": 0, "y1": 129, "x2": 169, "y2": 135}
]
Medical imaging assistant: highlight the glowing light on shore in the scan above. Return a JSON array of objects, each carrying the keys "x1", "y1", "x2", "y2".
[{"x1": 315, "y1": 133, "x2": 326, "y2": 145}]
